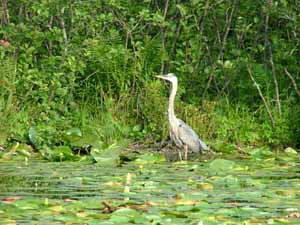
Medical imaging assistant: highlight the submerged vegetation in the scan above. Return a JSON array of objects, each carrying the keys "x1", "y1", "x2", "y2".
[{"x1": 1, "y1": 2, "x2": 300, "y2": 156}]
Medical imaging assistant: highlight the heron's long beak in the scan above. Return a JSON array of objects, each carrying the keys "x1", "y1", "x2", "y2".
[{"x1": 156, "y1": 75, "x2": 166, "y2": 80}]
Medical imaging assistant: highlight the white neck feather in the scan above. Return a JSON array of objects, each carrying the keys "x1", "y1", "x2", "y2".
[{"x1": 168, "y1": 80, "x2": 178, "y2": 125}]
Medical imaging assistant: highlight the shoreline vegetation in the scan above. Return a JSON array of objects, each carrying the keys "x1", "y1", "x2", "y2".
[{"x1": 1, "y1": 1, "x2": 299, "y2": 161}]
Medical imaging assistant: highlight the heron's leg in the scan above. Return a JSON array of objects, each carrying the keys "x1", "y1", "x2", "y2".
[
  {"x1": 184, "y1": 145, "x2": 188, "y2": 161},
  {"x1": 177, "y1": 149, "x2": 182, "y2": 161}
]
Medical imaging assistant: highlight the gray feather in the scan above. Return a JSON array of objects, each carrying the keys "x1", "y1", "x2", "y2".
[{"x1": 176, "y1": 119, "x2": 208, "y2": 152}]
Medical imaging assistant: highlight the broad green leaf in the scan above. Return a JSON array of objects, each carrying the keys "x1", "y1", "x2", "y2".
[
  {"x1": 134, "y1": 153, "x2": 166, "y2": 164},
  {"x1": 284, "y1": 147, "x2": 297, "y2": 154},
  {"x1": 65, "y1": 127, "x2": 83, "y2": 137},
  {"x1": 208, "y1": 158, "x2": 236, "y2": 175},
  {"x1": 91, "y1": 143, "x2": 121, "y2": 165},
  {"x1": 28, "y1": 127, "x2": 38, "y2": 147}
]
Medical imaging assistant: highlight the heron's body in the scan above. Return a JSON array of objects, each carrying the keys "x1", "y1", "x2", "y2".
[
  {"x1": 170, "y1": 118, "x2": 208, "y2": 153},
  {"x1": 157, "y1": 73, "x2": 208, "y2": 159}
]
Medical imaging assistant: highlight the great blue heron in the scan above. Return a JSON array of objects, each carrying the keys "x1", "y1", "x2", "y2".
[{"x1": 156, "y1": 73, "x2": 208, "y2": 160}]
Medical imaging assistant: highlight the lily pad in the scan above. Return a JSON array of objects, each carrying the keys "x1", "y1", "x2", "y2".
[
  {"x1": 28, "y1": 127, "x2": 39, "y2": 147},
  {"x1": 284, "y1": 147, "x2": 297, "y2": 154},
  {"x1": 248, "y1": 147, "x2": 274, "y2": 159},
  {"x1": 91, "y1": 143, "x2": 121, "y2": 165},
  {"x1": 134, "y1": 153, "x2": 166, "y2": 164},
  {"x1": 208, "y1": 158, "x2": 236, "y2": 175},
  {"x1": 42, "y1": 145, "x2": 78, "y2": 161}
]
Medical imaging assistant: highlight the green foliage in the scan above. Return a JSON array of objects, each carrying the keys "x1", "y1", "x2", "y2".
[
  {"x1": 81, "y1": 97, "x2": 131, "y2": 146},
  {"x1": 288, "y1": 103, "x2": 300, "y2": 143},
  {"x1": 0, "y1": 0, "x2": 300, "y2": 160},
  {"x1": 139, "y1": 80, "x2": 169, "y2": 141},
  {"x1": 214, "y1": 103, "x2": 262, "y2": 145},
  {"x1": 0, "y1": 58, "x2": 16, "y2": 130},
  {"x1": 213, "y1": 101, "x2": 295, "y2": 148},
  {"x1": 177, "y1": 100, "x2": 216, "y2": 140}
]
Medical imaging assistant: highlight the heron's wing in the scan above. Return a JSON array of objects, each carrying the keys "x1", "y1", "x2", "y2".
[{"x1": 177, "y1": 119, "x2": 208, "y2": 152}]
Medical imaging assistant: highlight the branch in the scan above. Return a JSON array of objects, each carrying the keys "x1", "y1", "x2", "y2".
[
  {"x1": 60, "y1": 7, "x2": 68, "y2": 55},
  {"x1": 169, "y1": 10, "x2": 182, "y2": 67},
  {"x1": 247, "y1": 66, "x2": 275, "y2": 128},
  {"x1": 192, "y1": 1, "x2": 209, "y2": 76},
  {"x1": 264, "y1": 0, "x2": 281, "y2": 116},
  {"x1": 269, "y1": 53, "x2": 281, "y2": 116},
  {"x1": 1, "y1": 0, "x2": 10, "y2": 25},
  {"x1": 163, "y1": 0, "x2": 169, "y2": 19},
  {"x1": 160, "y1": 0, "x2": 170, "y2": 74},
  {"x1": 219, "y1": 0, "x2": 237, "y2": 59},
  {"x1": 46, "y1": 16, "x2": 54, "y2": 55},
  {"x1": 284, "y1": 68, "x2": 300, "y2": 98},
  {"x1": 202, "y1": 0, "x2": 237, "y2": 97}
]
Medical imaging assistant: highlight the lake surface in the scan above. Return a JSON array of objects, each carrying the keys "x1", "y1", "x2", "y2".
[{"x1": 0, "y1": 152, "x2": 300, "y2": 224}]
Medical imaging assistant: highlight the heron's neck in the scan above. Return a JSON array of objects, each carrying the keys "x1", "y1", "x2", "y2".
[{"x1": 168, "y1": 81, "x2": 177, "y2": 122}]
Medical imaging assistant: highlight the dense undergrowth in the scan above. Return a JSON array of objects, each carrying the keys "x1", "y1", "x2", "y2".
[{"x1": 0, "y1": 1, "x2": 300, "y2": 160}]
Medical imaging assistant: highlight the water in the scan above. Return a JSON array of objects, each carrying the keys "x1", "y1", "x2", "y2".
[{"x1": 0, "y1": 154, "x2": 299, "y2": 224}]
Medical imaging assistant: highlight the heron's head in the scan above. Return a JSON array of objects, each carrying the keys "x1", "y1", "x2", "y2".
[{"x1": 156, "y1": 73, "x2": 177, "y2": 84}]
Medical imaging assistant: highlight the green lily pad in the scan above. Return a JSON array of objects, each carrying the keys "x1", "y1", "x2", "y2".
[
  {"x1": 91, "y1": 143, "x2": 122, "y2": 165},
  {"x1": 134, "y1": 153, "x2": 166, "y2": 164},
  {"x1": 208, "y1": 158, "x2": 236, "y2": 175},
  {"x1": 248, "y1": 147, "x2": 274, "y2": 159},
  {"x1": 109, "y1": 208, "x2": 139, "y2": 223},
  {"x1": 28, "y1": 127, "x2": 39, "y2": 147},
  {"x1": 16, "y1": 143, "x2": 34, "y2": 157},
  {"x1": 65, "y1": 127, "x2": 83, "y2": 137},
  {"x1": 212, "y1": 175, "x2": 240, "y2": 188},
  {"x1": 40, "y1": 145, "x2": 78, "y2": 161},
  {"x1": 284, "y1": 147, "x2": 298, "y2": 154}
]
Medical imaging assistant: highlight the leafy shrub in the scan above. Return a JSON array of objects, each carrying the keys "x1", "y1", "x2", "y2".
[
  {"x1": 139, "y1": 80, "x2": 169, "y2": 141},
  {"x1": 1, "y1": 0, "x2": 300, "y2": 156},
  {"x1": 177, "y1": 100, "x2": 216, "y2": 141}
]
